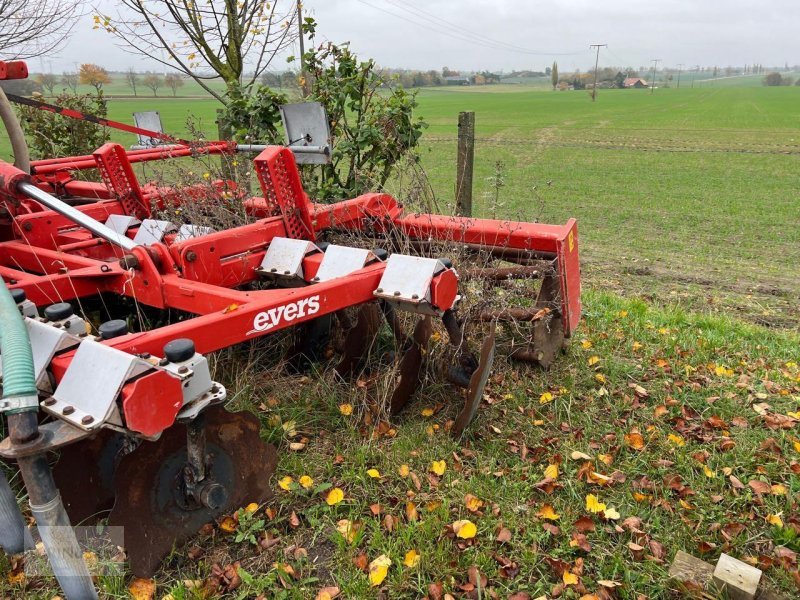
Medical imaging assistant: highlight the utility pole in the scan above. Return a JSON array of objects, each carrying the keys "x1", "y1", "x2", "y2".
[
  {"x1": 650, "y1": 59, "x2": 661, "y2": 94},
  {"x1": 676, "y1": 63, "x2": 683, "y2": 88},
  {"x1": 589, "y1": 44, "x2": 607, "y2": 101},
  {"x1": 297, "y1": 1, "x2": 308, "y2": 98}
]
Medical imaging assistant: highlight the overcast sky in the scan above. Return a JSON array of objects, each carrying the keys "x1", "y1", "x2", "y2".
[{"x1": 38, "y1": 0, "x2": 799, "y2": 74}]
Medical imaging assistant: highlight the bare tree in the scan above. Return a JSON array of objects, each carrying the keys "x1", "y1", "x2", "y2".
[
  {"x1": 164, "y1": 73, "x2": 184, "y2": 97},
  {"x1": 36, "y1": 72, "x2": 58, "y2": 95},
  {"x1": 98, "y1": 0, "x2": 297, "y2": 103},
  {"x1": 0, "y1": 0, "x2": 84, "y2": 59},
  {"x1": 61, "y1": 72, "x2": 78, "y2": 93},
  {"x1": 125, "y1": 67, "x2": 139, "y2": 96},
  {"x1": 142, "y1": 73, "x2": 162, "y2": 97}
]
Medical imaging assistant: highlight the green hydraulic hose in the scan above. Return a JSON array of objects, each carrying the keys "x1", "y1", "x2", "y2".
[{"x1": 0, "y1": 276, "x2": 37, "y2": 412}]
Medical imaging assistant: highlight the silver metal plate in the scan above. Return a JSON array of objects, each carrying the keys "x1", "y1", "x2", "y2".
[
  {"x1": 280, "y1": 102, "x2": 332, "y2": 165},
  {"x1": 257, "y1": 237, "x2": 318, "y2": 279},
  {"x1": 314, "y1": 245, "x2": 372, "y2": 282},
  {"x1": 132, "y1": 219, "x2": 177, "y2": 246},
  {"x1": 44, "y1": 341, "x2": 151, "y2": 430},
  {"x1": 374, "y1": 255, "x2": 446, "y2": 305},
  {"x1": 0, "y1": 319, "x2": 80, "y2": 392},
  {"x1": 132, "y1": 111, "x2": 165, "y2": 147},
  {"x1": 175, "y1": 224, "x2": 215, "y2": 242},
  {"x1": 105, "y1": 214, "x2": 141, "y2": 235}
]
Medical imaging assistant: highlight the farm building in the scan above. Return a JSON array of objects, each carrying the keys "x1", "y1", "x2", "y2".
[
  {"x1": 444, "y1": 75, "x2": 470, "y2": 85},
  {"x1": 623, "y1": 77, "x2": 648, "y2": 88}
]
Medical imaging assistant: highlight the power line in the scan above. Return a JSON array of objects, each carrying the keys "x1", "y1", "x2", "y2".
[
  {"x1": 354, "y1": 0, "x2": 586, "y2": 57},
  {"x1": 380, "y1": 0, "x2": 585, "y2": 57}
]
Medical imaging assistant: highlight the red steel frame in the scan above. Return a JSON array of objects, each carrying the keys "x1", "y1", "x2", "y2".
[{"x1": 0, "y1": 139, "x2": 580, "y2": 436}]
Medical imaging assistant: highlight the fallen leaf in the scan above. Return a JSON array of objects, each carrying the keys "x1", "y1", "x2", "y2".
[
  {"x1": 326, "y1": 487, "x2": 344, "y2": 506},
  {"x1": 430, "y1": 460, "x2": 446, "y2": 476},
  {"x1": 129, "y1": 578, "x2": 156, "y2": 600},
  {"x1": 563, "y1": 571, "x2": 578, "y2": 585},
  {"x1": 299, "y1": 475, "x2": 314, "y2": 489},
  {"x1": 368, "y1": 554, "x2": 391, "y2": 587},
  {"x1": 403, "y1": 549, "x2": 420, "y2": 568},
  {"x1": 398, "y1": 464, "x2": 410, "y2": 477},
  {"x1": 767, "y1": 514, "x2": 784, "y2": 527},
  {"x1": 452, "y1": 519, "x2": 477, "y2": 539},
  {"x1": 544, "y1": 463, "x2": 559, "y2": 479},
  {"x1": 624, "y1": 431, "x2": 645, "y2": 450},
  {"x1": 316, "y1": 586, "x2": 341, "y2": 600},
  {"x1": 585, "y1": 494, "x2": 606, "y2": 514},
  {"x1": 537, "y1": 504, "x2": 561, "y2": 521},
  {"x1": 367, "y1": 468, "x2": 381, "y2": 479},
  {"x1": 338, "y1": 403, "x2": 353, "y2": 416},
  {"x1": 278, "y1": 476, "x2": 294, "y2": 491}
]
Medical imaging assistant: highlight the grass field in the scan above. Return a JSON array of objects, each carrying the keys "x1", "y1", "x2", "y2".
[{"x1": 1, "y1": 83, "x2": 799, "y2": 599}]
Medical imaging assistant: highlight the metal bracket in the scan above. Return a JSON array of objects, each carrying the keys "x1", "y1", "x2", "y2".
[
  {"x1": 42, "y1": 341, "x2": 151, "y2": 430},
  {"x1": 256, "y1": 236, "x2": 319, "y2": 281},
  {"x1": 132, "y1": 219, "x2": 177, "y2": 246},
  {"x1": 373, "y1": 254, "x2": 448, "y2": 314},
  {"x1": 0, "y1": 318, "x2": 81, "y2": 392},
  {"x1": 105, "y1": 214, "x2": 141, "y2": 235},
  {"x1": 313, "y1": 245, "x2": 375, "y2": 282},
  {"x1": 175, "y1": 224, "x2": 214, "y2": 242}
]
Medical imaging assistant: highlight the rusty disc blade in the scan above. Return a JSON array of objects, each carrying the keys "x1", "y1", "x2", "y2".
[
  {"x1": 389, "y1": 316, "x2": 432, "y2": 415},
  {"x1": 53, "y1": 428, "x2": 131, "y2": 525},
  {"x1": 108, "y1": 406, "x2": 276, "y2": 577},
  {"x1": 335, "y1": 304, "x2": 382, "y2": 377},
  {"x1": 452, "y1": 323, "x2": 496, "y2": 439}
]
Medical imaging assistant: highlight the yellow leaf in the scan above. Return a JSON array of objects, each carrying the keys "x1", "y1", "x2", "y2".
[
  {"x1": 767, "y1": 514, "x2": 784, "y2": 527},
  {"x1": 594, "y1": 373, "x2": 606, "y2": 384},
  {"x1": 793, "y1": 439, "x2": 800, "y2": 453},
  {"x1": 679, "y1": 499, "x2": 694, "y2": 510},
  {"x1": 588, "y1": 356, "x2": 601, "y2": 366},
  {"x1": 581, "y1": 339, "x2": 592, "y2": 349},
  {"x1": 539, "y1": 391, "x2": 554, "y2": 404},
  {"x1": 632, "y1": 341, "x2": 643, "y2": 351},
  {"x1": 536, "y1": 503, "x2": 560, "y2": 521},
  {"x1": 430, "y1": 460, "x2": 446, "y2": 476},
  {"x1": 633, "y1": 492, "x2": 650, "y2": 503},
  {"x1": 544, "y1": 463, "x2": 559, "y2": 479},
  {"x1": 452, "y1": 519, "x2": 477, "y2": 539},
  {"x1": 667, "y1": 433, "x2": 685, "y2": 447},
  {"x1": 714, "y1": 365, "x2": 734, "y2": 377},
  {"x1": 563, "y1": 571, "x2": 578, "y2": 586},
  {"x1": 367, "y1": 468, "x2": 381, "y2": 479},
  {"x1": 368, "y1": 554, "x2": 391, "y2": 586},
  {"x1": 465, "y1": 494, "x2": 484, "y2": 512},
  {"x1": 219, "y1": 515, "x2": 237, "y2": 533},
  {"x1": 326, "y1": 487, "x2": 344, "y2": 506},
  {"x1": 585, "y1": 494, "x2": 606, "y2": 514},
  {"x1": 279, "y1": 476, "x2": 294, "y2": 491},
  {"x1": 299, "y1": 475, "x2": 314, "y2": 489},
  {"x1": 336, "y1": 519, "x2": 359, "y2": 543},
  {"x1": 421, "y1": 407, "x2": 434, "y2": 417},
  {"x1": 405, "y1": 501, "x2": 418, "y2": 521},
  {"x1": 771, "y1": 484, "x2": 788, "y2": 496},
  {"x1": 703, "y1": 466, "x2": 715, "y2": 478},
  {"x1": 787, "y1": 411, "x2": 800, "y2": 420},
  {"x1": 624, "y1": 432, "x2": 645, "y2": 450},
  {"x1": 403, "y1": 549, "x2": 420, "y2": 568},
  {"x1": 338, "y1": 403, "x2": 353, "y2": 416},
  {"x1": 128, "y1": 578, "x2": 156, "y2": 600},
  {"x1": 245, "y1": 502, "x2": 259, "y2": 514},
  {"x1": 603, "y1": 507, "x2": 620, "y2": 520},
  {"x1": 398, "y1": 464, "x2": 410, "y2": 477}
]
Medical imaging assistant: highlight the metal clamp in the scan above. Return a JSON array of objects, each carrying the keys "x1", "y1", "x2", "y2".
[{"x1": 0, "y1": 394, "x2": 39, "y2": 413}]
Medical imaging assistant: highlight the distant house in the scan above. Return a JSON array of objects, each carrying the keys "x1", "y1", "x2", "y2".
[
  {"x1": 623, "y1": 77, "x2": 648, "y2": 88},
  {"x1": 444, "y1": 76, "x2": 470, "y2": 86}
]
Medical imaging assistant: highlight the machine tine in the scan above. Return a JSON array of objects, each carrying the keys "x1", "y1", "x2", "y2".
[
  {"x1": 285, "y1": 314, "x2": 333, "y2": 372},
  {"x1": 335, "y1": 304, "x2": 382, "y2": 377},
  {"x1": 451, "y1": 323, "x2": 496, "y2": 439},
  {"x1": 389, "y1": 316, "x2": 432, "y2": 415}
]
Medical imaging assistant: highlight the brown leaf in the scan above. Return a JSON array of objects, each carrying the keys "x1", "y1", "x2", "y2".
[
  {"x1": 495, "y1": 525, "x2": 512, "y2": 544},
  {"x1": 353, "y1": 552, "x2": 369, "y2": 572},
  {"x1": 729, "y1": 475, "x2": 745, "y2": 489},
  {"x1": 315, "y1": 586, "x2": 341, "y2": 600},
  {"x1": 748, "y1": 480, "x2": 771, "y2": 496},
  {"x1": 574, "y1": 516, "x2": 596, "y2": 533},
  {"x1": 542, "y1": 522, "x2": 561, "y2": 536},
  {"x1": 428, "y1": 582, "x2": 444, "y2": 600}
]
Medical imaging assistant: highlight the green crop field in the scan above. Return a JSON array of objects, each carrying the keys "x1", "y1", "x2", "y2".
[
  {"x1": 2, "y1": 81, "x2": 800, "y2": 599},
  {"x1": 77, "y1": 84, "x2": 799, "y2": 328}
]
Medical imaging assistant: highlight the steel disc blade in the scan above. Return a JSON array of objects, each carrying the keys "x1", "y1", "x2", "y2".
[
  {"x1": 335, "y1": 304, "x2": 382, "y2": 377},
  {"x1": 389, "y1": 316, "x2": 432, "y2": 415},
  {"x1": 108, "y1": 407, "x2": 276, "y2": 577},
  {"x1": 452, "y1": 324, "x2": 496, "y2": 438},
  {"x1": 53, "y1": 429, "x2": 130, "y2": 525}
]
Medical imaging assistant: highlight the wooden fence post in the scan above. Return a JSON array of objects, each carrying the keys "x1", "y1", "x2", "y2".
[{"x1": 455, "y1": 111, "x2": 475, "y2": 217}]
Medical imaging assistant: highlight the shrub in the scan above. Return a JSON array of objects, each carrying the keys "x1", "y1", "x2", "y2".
[{"x1": 16, "y1": 91, "x2": 110, "y2": 159}]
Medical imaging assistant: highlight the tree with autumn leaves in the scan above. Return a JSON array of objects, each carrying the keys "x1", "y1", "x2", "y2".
[{"x1": 78, "y1": 63, "x2": 111, "y2": 92}]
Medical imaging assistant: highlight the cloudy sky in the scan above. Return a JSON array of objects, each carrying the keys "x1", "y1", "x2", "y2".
[{"x1": 39, "y1": 0, "x2": 798, "y2": 74}]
